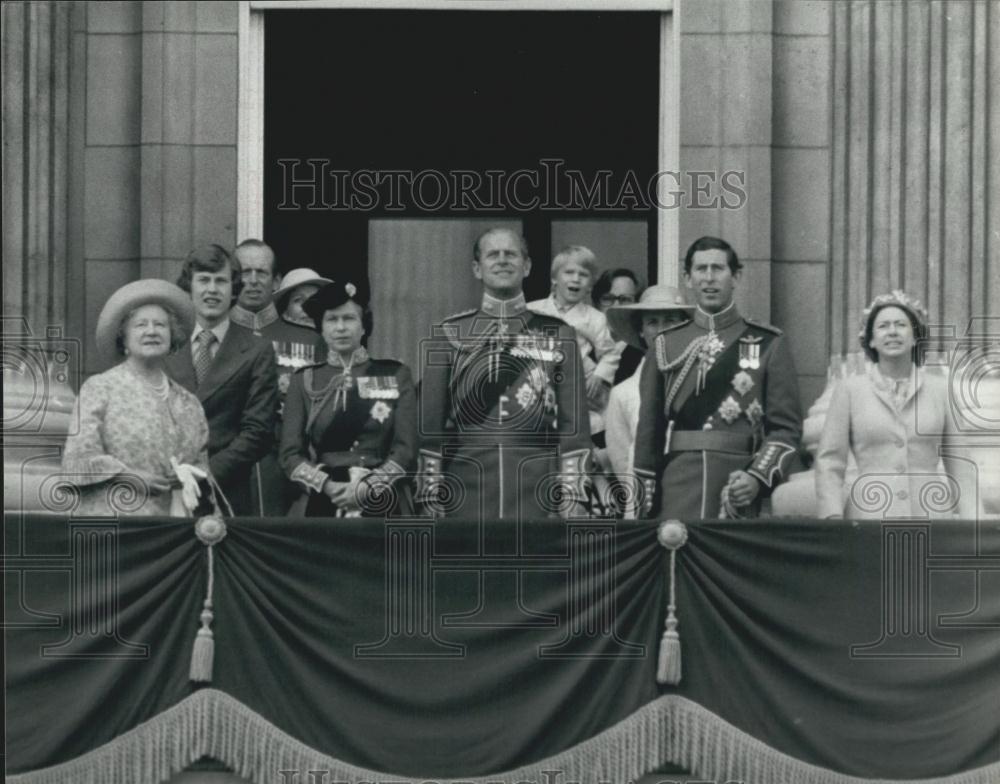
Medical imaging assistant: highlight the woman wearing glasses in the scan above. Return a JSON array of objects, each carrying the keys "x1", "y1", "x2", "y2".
[{"x1": 593, "y1": 268, "x2": 646, "y2": 385}]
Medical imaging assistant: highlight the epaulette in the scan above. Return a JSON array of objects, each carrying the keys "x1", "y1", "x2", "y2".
[
  {"x1": 443, "y1": 307, "x2": 478, "y2": 322},
  {"x1": 744, "y1": 316, "x2": 783, "y2": 336}
]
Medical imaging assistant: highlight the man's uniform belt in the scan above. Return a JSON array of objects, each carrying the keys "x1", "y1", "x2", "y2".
[
  {"x1": 320, "y1": 450, "x2": 381, "y2": 467},
  {"x1": 667, "y1": 430, "x2": 753, "y2": 455}
]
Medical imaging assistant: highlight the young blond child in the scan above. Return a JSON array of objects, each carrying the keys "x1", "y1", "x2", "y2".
[{"x1": 527, "y1": 245, "x2": 620, "y2": 437}]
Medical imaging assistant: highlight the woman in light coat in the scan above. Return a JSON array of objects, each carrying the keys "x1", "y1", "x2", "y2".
[{"x1": 815, "y1": 291, "x2": 963, "y2": 519}]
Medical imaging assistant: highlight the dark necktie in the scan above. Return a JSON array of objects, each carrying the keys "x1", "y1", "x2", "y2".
[{"x1": 194, "y1": 330, "x2": 217, "y2": 386}]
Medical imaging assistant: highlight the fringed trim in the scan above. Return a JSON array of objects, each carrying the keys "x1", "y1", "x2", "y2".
[{"x1": 9, "y1": 689, "x2": 1000, "y2": 784}]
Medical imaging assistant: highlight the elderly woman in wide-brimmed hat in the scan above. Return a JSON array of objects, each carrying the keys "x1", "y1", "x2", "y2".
[
  {"x1": 278, "y1": 278, "x2": 416, "y2": 517},
  {"x1": 815, "y1": 290, "x2": 962, "y2": 519},
  {"x1": 61, "y1": 280, "x2": 212, "y2": 516},
  {"x1": 603, "y1": 285, "x2": 693, "y2": 515}
]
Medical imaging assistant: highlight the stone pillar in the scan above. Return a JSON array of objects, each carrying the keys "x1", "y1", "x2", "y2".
[
  {"x1": 677, "y1": 0, "x2": 774, "y2": 321},
  {"x1": 2, "y1": 1, "x2": 73, "y2": 336},
  {"x1": 829, "y1": 0, "x2": 1000, "y2": 354}
]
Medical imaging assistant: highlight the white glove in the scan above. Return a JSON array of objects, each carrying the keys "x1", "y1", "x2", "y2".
[{"x1": 171, "y1": 457, "x2": 208, "y2": 514}]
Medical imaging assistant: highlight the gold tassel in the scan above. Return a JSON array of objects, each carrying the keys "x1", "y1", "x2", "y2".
[
  {"x1": 657, "y1": 602, "x2": 681, "y2": 685},
  {"x1": 189, "y1": 601, "x2": 215, "y2": 683},
  {"x1": 656, "y1": 521, "x2": 688, "y2": 686},
  {"x1": 190, "y1": 516, "x2": 226, "y2": 684}
]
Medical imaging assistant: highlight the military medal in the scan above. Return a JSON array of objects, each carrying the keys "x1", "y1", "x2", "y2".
[
  {"x1": 357, "y1": 376, "x2": 400, "y2": 399},
  {"x1": 511, "y1": 330, "x2": 559, "y2": 363},
  {"x1": 739, "y1": 335, "x2": 762, "y2": 370}
]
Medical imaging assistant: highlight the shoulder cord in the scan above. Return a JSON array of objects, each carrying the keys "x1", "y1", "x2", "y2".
[{"x1": 661, "y1": 335, "x2": 709, "y2": 414}]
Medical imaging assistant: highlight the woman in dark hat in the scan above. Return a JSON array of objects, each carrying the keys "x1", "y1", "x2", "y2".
[
  {"x1": 815, "y1": 290, "x2": 962, "y2": 519},
  {"x1": 278, "y1": 279, "x2": 416, "y2": 517},
  {"x1": 62, "y1": 280, "x2": 212, "y2": 516}
]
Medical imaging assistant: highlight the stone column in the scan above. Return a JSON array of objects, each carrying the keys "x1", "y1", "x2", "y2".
[
  {"x1": 677, "y1": 0, "x2": 774, "y2": 320},
  {"x1": 2, "y1": 1, "x2": 73, "y2": 336}
]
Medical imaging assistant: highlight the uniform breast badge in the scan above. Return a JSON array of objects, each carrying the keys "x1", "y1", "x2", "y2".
[
  {"x1": 696, "y1": 331, "x2": 726, "y2": 394},
  {"x1": 739, "y1": 335, "x2": 763, "y2": 370},
  {"x1": 731, "y1": 370, "x2": 754, "y2": 396},
  {"x1": 369, "y1": 400, "x2": 392, "y2": 423}
]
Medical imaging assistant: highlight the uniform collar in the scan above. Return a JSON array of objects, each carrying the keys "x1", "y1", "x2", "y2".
[
  {"x1": 693, "y1": 300, "x2": 741, "y2": 331},
  {"x1": 230, "y1": 302, "x2": 279, "y2": 332},
  {"x1": 481, "y1": 292, "x2": 526, "y2": 318},
  {"x1": 327, "y1": 346, "x2": 368, "y2": 369}
]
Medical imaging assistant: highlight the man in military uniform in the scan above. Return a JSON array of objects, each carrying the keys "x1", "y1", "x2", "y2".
[
  {"x1": 634, "y1": 236, "x2": 802, "y2": 519},
  {"x1": 417, "y1": 228, "x2": 592, "y2": 520},
  {"x1": 230, "y1": 240, "x2": 326, "y2": 375},
  {"x1": 229, "y1": 239, "x2": 324, "y2": 514}
]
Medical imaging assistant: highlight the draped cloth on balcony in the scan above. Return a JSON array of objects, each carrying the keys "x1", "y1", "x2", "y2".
[{"x1": 5, "y1": 514, "x2": 999, "y2": 783}]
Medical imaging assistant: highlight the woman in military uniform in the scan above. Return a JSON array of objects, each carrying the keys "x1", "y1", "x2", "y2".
[{"x1": 279, "y1": 279, "x2": 416, "y2": 517}]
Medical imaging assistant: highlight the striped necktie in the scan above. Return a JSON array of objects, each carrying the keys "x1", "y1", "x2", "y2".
[{"x1": 194, "y1": 330, "x2": 217, "y2": 386}]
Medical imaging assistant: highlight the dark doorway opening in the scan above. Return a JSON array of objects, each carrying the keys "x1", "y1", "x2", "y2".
[{"x1": 264, "y1": 8, "x2": 660, "y2": 301}]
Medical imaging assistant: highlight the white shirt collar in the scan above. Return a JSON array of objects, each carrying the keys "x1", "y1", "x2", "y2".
[{"x1": 191, "y1": 318, "x2": 230, "y2": 345}]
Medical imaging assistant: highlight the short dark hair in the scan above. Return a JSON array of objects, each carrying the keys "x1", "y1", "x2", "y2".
[
  {"x1": 862, "y1": 302, "x2": 926, "y2": 366},
  {"x1": 176, "y1": 244, "x2": 243, "y2": 302},
  {"x1": 591, "y1": 268, "x2": 640, "y2": 307},
  {"x1": 683, "y1": 236, "x2": 742, "y2": 275},
  {"x1": 115, "y1": 305, "x2": 187, "y2": 357},
  {"x1": 234, "y1": 239, "x2": 277, "y2": 275},
  {"x1": 473, "y1": 228, "x2": 530, "y2": 262}
]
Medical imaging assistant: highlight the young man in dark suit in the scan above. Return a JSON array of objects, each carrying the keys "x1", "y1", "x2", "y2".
[{"x1": 166, "y1": 244, "x2": 279, "y2": 516}]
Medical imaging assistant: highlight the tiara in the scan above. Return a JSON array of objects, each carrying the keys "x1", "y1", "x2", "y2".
[{"x1": 858, "y1": 289, "x2": 928, "y2": 339}]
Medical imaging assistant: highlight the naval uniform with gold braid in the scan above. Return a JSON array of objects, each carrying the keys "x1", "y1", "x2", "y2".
[
  {"x1": 279, "y1": 347, "x2": 416, "y2": 517},
  {"x1": 417, "y1": 292, "x2": 592, "y2": 520},
  {"x1": 633, "y1": 302, "x2": 802, "y2": 519}
]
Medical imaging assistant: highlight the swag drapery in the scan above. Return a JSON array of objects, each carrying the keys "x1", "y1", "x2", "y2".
[{"x1": 5, "y1": 513, "x2": 999, "y2": 783}]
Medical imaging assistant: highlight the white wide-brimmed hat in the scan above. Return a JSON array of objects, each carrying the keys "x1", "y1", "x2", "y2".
[
  {"x1": 94, "y1": 279, "x2": 195, "y2": 367},
  {"x1": 274, "y1": 268, "x2": 333, "y2": 309},
  {"x1": 606, "y1": 285, "x2": 693, "y2": 349}
]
